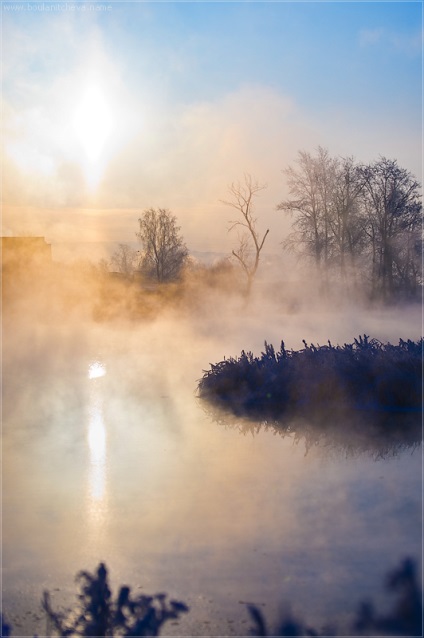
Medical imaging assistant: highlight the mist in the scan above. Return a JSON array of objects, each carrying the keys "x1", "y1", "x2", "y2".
[
  {"x1": 2, "y1": 1, "x2": 422, "y2": 634},
  {"x1": 2, "y1": 249, "x2": 422, "y2": 635}
]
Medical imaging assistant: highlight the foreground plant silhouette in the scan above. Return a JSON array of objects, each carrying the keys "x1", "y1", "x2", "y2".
[
  {"x1": 248, "y1": 558, "x2": 422, "y2": 636},
  {"x1": 1, "y1": 558, "x2": 421, "y2": 637},
  {"x1": 41, "y1": 563, "x2": 188, "y2": 636}
]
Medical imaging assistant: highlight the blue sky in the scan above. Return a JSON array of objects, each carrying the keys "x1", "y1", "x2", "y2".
[
  {"x1": 2, "y1": 1, "x2": 422, "y2": 251},
  {"x1": 110, "y1": 2, "x2": 421, "y2": 108}
]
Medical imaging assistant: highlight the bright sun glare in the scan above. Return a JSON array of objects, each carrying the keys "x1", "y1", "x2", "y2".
[
  {"x1": 88, "y1": 361, "x2": 106, "y2": 379},
  {"x1": 73, "y1": 86, "x2": 114, "y2": 162}
]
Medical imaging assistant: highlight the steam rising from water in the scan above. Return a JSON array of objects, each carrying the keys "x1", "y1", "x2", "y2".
[{"x1": 2, "y1": 264, "x2": 422, "y2": 635}]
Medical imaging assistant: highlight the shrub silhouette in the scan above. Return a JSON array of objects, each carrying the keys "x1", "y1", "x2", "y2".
[
  {"x1": 1, "y1": 614, "x2": 11, "y2": 637},
  {"x1": 248, "y1": 557, "x2": 422, "y2": 636},
  {"x1": 353, "y1": 557, "x2": 423, "y2": 636},
  {"x1": 1, "y1": 558, "x2": 422, "y2": 637},
  {"x1": 198, "y1": 336, "x2": 423, "y2": 418},
  {"x1": 41, "y1": 563, "x2": 189, "y2": 636}
]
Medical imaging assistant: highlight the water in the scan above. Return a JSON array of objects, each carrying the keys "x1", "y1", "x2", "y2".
[{"x1": 2, "y1": 304, "x2": 422, "y2": 636}]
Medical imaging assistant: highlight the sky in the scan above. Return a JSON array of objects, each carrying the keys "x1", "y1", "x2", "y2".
[{"x1": 2, "y1": 0, "x2": 422, "y2": 255}]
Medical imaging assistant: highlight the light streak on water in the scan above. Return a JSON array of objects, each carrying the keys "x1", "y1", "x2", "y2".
[
  {"x1": 88, "y1": 361, "x2": 106, "y2": 379},
  {"x1": 87, "y1": 361, "x2": 108, "y2": 508}
]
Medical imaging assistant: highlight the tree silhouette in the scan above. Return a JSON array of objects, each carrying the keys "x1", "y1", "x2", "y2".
[
  {"x1": 136, "y1": 208, "x2": 188, "y2": 283},
  {"x1": 222, "y1": 174, "x2": 269, "y2": 297}
]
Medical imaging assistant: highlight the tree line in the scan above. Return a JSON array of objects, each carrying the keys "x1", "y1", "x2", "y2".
[
  {"x1": 109, "y1": 148, "x2": 422, "y2": 301},
  {"x1": 279, "y1": 148, "x2": 422, "y2": 300}
]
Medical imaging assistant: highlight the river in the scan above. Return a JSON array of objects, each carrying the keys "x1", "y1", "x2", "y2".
[{"x1": 2, "y1": 300, "x2": 422, "y2": 636}]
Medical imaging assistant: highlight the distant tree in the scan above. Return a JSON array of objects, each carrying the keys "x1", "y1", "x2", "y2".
[
  {"x1": 278, "y1": 149, "x2": 422, "y2": 299},
  {"x1": 358, "y1": 157, "x2": 422, "y2": 299},
  {"x1": 277, "y1": 147, "x2": 336, "y2": 271},
  {"x1": 110, "y1": 243, "x2": 139, "y2": 278},
  {"x1": 327, "y1": 155, "x2": 367, "y2": 279},
  {"x1": 221, "y1": 174, "x2": 269, "y2": 296},
  {"x1": 136, "y1": 208, "x2": 188, "y2": 283}
]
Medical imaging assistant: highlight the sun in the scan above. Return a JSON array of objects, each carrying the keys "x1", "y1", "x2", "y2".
[{"x1": 73, "y1": 86, "x2": 114, "y2": 162}]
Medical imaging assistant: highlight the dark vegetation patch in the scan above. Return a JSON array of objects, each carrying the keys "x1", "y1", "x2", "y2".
[
  {"x1": 198, "y1": 336, "x2": 423, "y2": 424},
  {"x1": 2, "y1": 563, "x2": 189, "y2": 637},
  {"x1": 1, "y1": 558, "x2": 422, "y2": 636},
  {"x1": 248, "y1": 557, "x2": 422, "y2": 637}
]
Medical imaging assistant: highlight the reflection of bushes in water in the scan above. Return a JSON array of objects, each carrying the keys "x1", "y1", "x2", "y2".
[
  {"x1": 201, "y1": 405, "x2": 422, "y2": 458},
  {"x1": 1, "y1": 559, "x2": 421, "y2": 636},
  {"x1": 198, "y1": 335, "x2": 423, "y2": 418},
  {"x1": 248, "y1": 557, "x2": 422, "y2": 636}
]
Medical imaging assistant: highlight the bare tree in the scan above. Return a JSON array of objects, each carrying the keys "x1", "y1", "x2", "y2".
[
  {"x1": 221, "y1": 174, "x2": 269, "y2": 296},
  {"x1": 277, "y1": 147, "x2": 337, "y2": 271},
  {"x1": 327, "y1": 156, "x2": 367, "y2": 279},
  {"x1": 358, "y1": 157, "x2": 422, "y2": 299},
  {"x1": 136, "y1": 208, "x2": 188, "y2": 283},
  {"x1": 110, "y1": 243, "x2": 139, "y2": 278},
  {"x1": 278, "y1": 148, "x2": 371, "y2": 295}
]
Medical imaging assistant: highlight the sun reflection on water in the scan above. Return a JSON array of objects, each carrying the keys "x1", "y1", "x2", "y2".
[
  {"x1": 86, "y1": 361, "x2": 108, "y2": 529},
  {"x1": 88, "y1": 361, "x2": 106, "y2": 380},
  {"x1": 88, "y1": 401, "x2": 106, "y2": 500}
]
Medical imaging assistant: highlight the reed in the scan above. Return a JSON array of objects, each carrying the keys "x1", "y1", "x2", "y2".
[{"x1": 198, "y1": 335, "x2": 423, "y2": 418}]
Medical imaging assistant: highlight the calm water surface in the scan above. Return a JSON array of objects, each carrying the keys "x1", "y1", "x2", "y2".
[{"x1": 3, "y1": 308, "x2": 422, "y2": 636}]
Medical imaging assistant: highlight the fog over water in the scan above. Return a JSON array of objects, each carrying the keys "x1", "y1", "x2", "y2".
[
  {"x1": 2, "y1": 0, "x2": 421, "y2": 632},
  {"x1": 2, "y1": 277, "x2": 422, "y2": 636}
]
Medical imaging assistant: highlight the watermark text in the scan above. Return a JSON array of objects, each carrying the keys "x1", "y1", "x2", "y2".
[{"x1": 2, "y1": 2, "x2": 113, "y2": 12}]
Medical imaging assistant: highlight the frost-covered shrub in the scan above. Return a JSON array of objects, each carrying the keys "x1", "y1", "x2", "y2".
[{"x1": 198, "y1": 336, "x2": 423, "y2": 417}]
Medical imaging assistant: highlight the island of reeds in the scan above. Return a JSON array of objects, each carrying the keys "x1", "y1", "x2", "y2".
[{"x1": 198, "y1": 336, "x2": 423, "y2": 420}]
